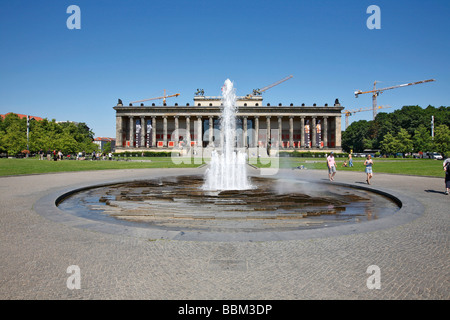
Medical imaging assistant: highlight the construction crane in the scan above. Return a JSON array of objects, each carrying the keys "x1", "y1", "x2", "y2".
[
  {"x1": 343, "y1": 106, "x2": 391, "y2": 129},
  {"x1": 245, "y1": 75, "x2": 293, "y2": 99},
  {"x1": 354, "y1": 79, "x2": 435, "y2": 120},
  {"x1": 130, "y1": 89, "x2": 180, "y2": 105}
]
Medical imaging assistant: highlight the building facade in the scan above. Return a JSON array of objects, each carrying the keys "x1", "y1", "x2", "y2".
[
  {"x1": 93, "y1": 137, "x2": 116, "y2": 152},
  {"x1": 113, "y1": 96, "x2": 344, "y2": 154}
]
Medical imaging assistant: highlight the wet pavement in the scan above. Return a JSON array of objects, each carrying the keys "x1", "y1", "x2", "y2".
[
  {"x1": 0, "y1": 167, "x2": 448, "y2": 299},
  {"x1": 57, "y1": 175, "x2": 399, "y2": 234}
]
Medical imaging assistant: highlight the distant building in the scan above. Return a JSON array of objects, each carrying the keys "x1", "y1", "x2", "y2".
[
  {"x1": 56, "y1": 120, "x2": 80, "y2": 125},
  {"x1": 113, "y1": 95, "x2": 344, "y2": 154},
  {"x1": 93, "y1": 137, "x2": 116, "y2": 152}
]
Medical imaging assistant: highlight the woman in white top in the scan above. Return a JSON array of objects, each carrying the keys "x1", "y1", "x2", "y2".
[{"x1": 364, "y1": 154, "x2": 374, "y2": 185}]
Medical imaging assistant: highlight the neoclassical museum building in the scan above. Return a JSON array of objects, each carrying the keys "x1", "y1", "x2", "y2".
[{"x1": 113, "y1": 95, "x2": 344, "y2": 155}]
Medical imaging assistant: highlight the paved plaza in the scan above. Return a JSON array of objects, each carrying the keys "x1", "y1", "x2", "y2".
[{"x1": 0, "y1": 167, "x2": 448, "y2": 299}]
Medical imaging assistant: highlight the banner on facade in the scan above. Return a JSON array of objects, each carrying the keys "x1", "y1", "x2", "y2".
[
  {"x1": 316, "y1": 120, "x2": 322, "y2": 148},
  {"x1": 305, "y1": 120, "x2": 310, "y2": 147},
  {"x1": 135, "y1": 119, "x2": 141, "y2": 148},
  {"x1": 146, "y1": 120, "x2": 152, "y2": 148}
]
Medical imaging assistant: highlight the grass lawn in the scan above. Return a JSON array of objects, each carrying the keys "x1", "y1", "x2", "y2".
[
  {"x1": 0, "y1": 156, "x2": 446, "y2": 177},
  {"x1": 0, "y1": 157, "x2": 204, "y2": 176},
  {"x1": 251, "y1": 157, "x2": 446, "y2": 178}
]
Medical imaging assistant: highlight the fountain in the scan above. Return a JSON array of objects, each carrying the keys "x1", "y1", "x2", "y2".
[
  {"x1": 203, "y1": 79, "x2": 252, "y2": 191},
  {"x1": 51, "y1": 79, "x2": 402, "y2": 241}
]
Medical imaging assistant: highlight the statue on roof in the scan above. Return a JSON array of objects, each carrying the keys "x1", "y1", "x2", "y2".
[{"x1": 195, "y1": 89, "x2": 205, "y2": 96}]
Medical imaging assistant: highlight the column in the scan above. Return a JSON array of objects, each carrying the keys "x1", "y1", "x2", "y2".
[
  {"x1": 116, "y1": 116, "x2": 123, "y2": 148},
  {"x1": 197, "y1": 116, "x2": 202, "y2": 147},
  {"x1": 323, "y1": 116, "x2": 328, "y2": 148},
  {"x1": 174, "y1": 116, "x2": 179, "y2": 145},
  {"x1": 254, "y1": 116, "x2": 259, "y2": 147},
  {"x1": 266, "y1": 116, "x2": 271, "y2": 147},
  {"x1": 243, "y1": 116, "x2": 248, "y2": 147},
  {"x1": 140, "y1": 116, "x2": 146, "y2": 148},
  {"x1": 311, "y1": 116, "x2": 317, "y2": 148},
  {"x1": 289, "y1": 116, "x2": 294, "y2": 148},
  {"x1": 163, "y1": 116, "x2": 168, "y2": 147},
  {"x1": 129, "y1": 116, "x2": 134, "y2": 148},
  {"x1": 186, "y1": 116, "x2": 191, "y2": 146},
  {"x1": 300, "y1": 116, "x2": 305, "y2": 148},
  {"x1": 151, "y1": 116, "x2": 156, "y2": 147},
  {"x1": 335, "y1": 115, "x2": 342, "y2": 149},
  {"x1": 209, "y1": 116, "x2": 214, "y2": 146},
  {"x1": 278, "y1": 116, "x2": 283, "y2": 148}
]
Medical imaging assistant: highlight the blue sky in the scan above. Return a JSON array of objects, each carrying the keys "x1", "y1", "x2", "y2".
[{"x1": 0, "y1": 0, "x2": 449, "y2": 137}]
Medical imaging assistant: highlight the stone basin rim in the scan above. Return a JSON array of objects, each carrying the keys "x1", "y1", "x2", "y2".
[{"x1": 34, "y1": 173, "x2": 422, "y2": 242}]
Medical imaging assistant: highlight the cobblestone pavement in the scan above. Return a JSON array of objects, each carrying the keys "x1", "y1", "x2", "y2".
[{"x1": 0, "y1": 167, "x2": 448, "y2": 299}]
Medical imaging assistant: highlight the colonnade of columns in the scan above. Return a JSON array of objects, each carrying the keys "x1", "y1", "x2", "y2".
[{"x1": 116, "y1": 114, "x2": 341, "y2": 150}]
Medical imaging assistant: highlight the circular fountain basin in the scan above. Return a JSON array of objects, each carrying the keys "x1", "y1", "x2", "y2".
[{"x1": 57, "y1": 175, "x2": 400, "y2": 235}]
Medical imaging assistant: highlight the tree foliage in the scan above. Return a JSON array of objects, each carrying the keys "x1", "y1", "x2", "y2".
[
  {"x1": 434, "y1": 124, "x2": 450, "y2": 155},
  {"x1": 342, "y1": 105, "x2": 450, "y2": 155},
  {"x1": 0, "y1": 113, "x2": 98, "y2": 155}
]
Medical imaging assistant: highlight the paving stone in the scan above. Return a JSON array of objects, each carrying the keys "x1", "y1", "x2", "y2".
[{"x1": 0, "y1": 168, "x2": 448, "y2": 299}]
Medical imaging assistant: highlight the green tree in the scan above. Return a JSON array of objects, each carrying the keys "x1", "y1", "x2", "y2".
[
  {"x1": 380, "y1": 132, "x2": 401, "y2": 155},
  {"x1": 433, "y1": 124, "x2": 450, "y2": 156},
  {"x1": 0, "y1": 114, "x2": 27, "y2": 154},
  {"x1": 391, "y1": 105, "x2": 425, "y2": 136},
  {"x1": 413, "y1": 125, "x2": 433, "y2": 152},
  {"x1": 0, "y1": 114, "x2": 98, "y2": 155},
  {"x1": 103, "y1": 141, "x2": 112, "y2": 154},
  {"x1": 55, "y1": 132, "x2": 79, "y2": 154},
  {"x1": 396, "y1": 128, "x2": 413, "y2": 154},
  {"x1": 341, "y1": 120, "x2": 370, "y2": 153},
  {"x1": 0, "y1": 117, "x2": 5, "y2": 153}
]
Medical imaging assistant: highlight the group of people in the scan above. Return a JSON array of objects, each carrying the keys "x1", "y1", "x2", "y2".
[
  {"x1": 37, "y1": 150, "x2": 114, "y2": 161},
  {"x1": 326, "y1": 152, "x2": 374, "y2": 184},
  {"x1": 77, "y1": 151, "x2": 113, "y2": 161},
  {"x1": 328, "y1": 153, "x2": 450, "y2": 194},
  {"x1": 38, "y1": 149, "x2": 64, "y2": 161}
]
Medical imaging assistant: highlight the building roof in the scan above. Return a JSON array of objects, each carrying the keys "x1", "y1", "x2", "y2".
[
  {"x1": 1, "y1": 113, "x2": 44, "y2": 121},
  {"x1": 94, "y1": 137, "x2": 116, "y2": 142}
]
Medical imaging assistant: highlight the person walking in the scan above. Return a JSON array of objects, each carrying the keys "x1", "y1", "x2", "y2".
[
  {"x1": 348, "y1": 153, "x2": 353, "y2": 167},
  {"x1": 443, "y1": 157, "x2": 450, "y2": 195},
  {"x1": 327, "y1": 152, "x2": 337, "y2": 181},
  {"x1": 364, "y1": 154, "x2": 374, "y2": 185}
]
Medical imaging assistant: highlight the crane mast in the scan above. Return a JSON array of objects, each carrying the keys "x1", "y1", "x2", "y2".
[
  {"x1": 354, "y1": 79, "x2": 435, "y2": 119},
  {"x1": 343, "y1": 105, "x2": 391, "y2": 129},
  {"x1": 131, "y1": 89, "x2": 180, "y2": 105},
  {"x1": 245, "y1": 75, "x2": 293, "y2": 99}
]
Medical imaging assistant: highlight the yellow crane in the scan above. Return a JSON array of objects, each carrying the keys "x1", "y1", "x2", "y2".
[
  {"x1": 343, "y1": 105, "x2": 391, "y2": 129},
  {"x1": 130, "y1": 89, "x2": 180, "y2": 105},
  {"x1": 245, "y1": 75, "x2": 293, "y2": 99},
  {"x1": 354, "y1": 79, "x2": 435, "y2": 120}
]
